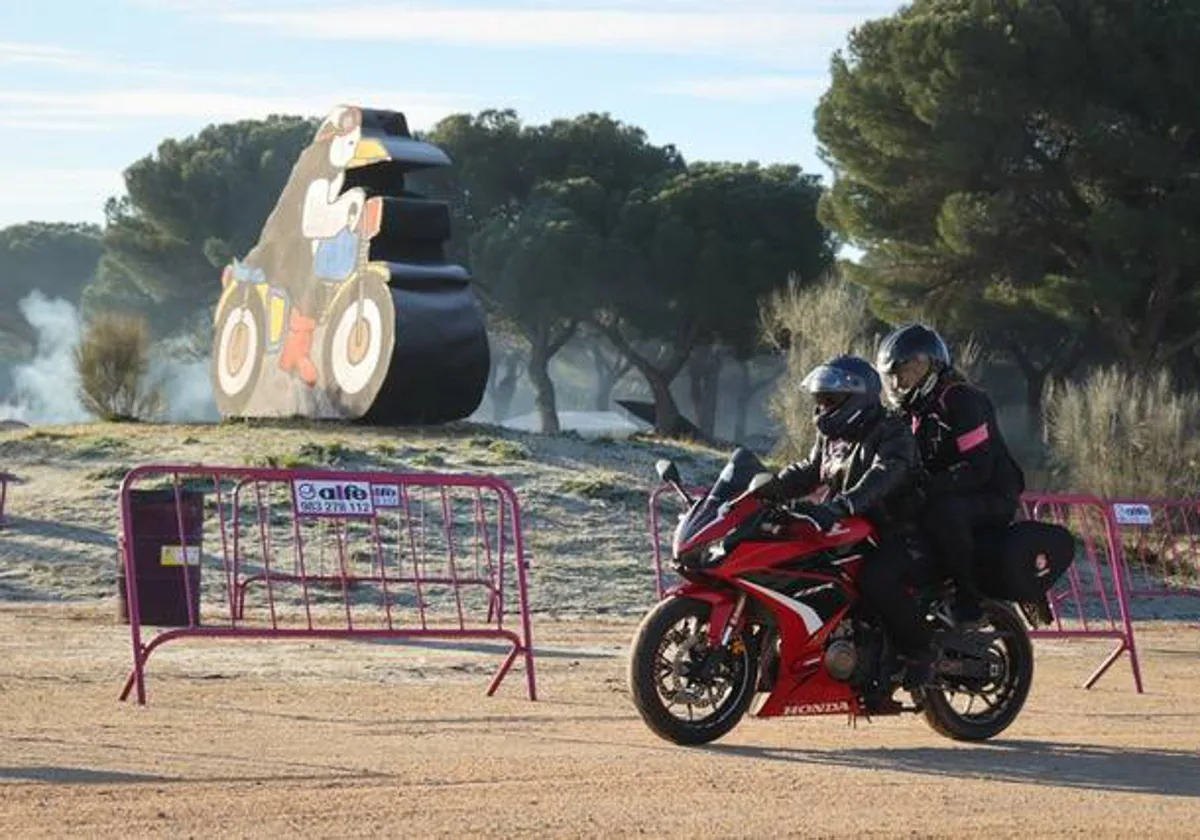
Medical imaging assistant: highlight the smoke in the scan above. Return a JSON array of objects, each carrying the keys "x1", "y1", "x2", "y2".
[
  {"x1": 150, "y1": 338, "x2": 220, "y2": 423},
  {"x1": 0, "y1": 292, "x2": 218, "y2": 424},
  {"x1": 0, "y1": 291, "x2": 89, "y2": 424}
]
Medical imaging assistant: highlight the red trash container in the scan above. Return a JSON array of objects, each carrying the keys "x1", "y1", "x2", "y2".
[{"x1": 117, "y1": 489, "x2": 204, "y2": 626}]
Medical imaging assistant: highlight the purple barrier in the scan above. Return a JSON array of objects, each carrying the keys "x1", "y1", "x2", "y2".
[
  {"x1": 1022, "y1": 493, "x2": 1143, "y2": 692},
  {"x1": 1105, "y1": 497, "x2": 1200, "y2": 601},
  {"x1": 118, "y1": 464, "x2": 536, "y2": 705},
  {"x1": 0, "y1": 472, "x2": 11, "y2": 529}
]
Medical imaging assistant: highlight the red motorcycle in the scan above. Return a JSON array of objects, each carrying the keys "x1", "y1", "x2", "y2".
[{"x1": 629, "y1": 449, "x2": 1072, "y2": 745}]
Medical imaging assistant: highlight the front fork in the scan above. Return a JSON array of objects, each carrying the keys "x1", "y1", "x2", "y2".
[
  {"x1": 667, "y1": 581, "x2": 750, "y2": 649},
  {"x1": 719, "y1": 593, "x2": 748, "y2": 647}
]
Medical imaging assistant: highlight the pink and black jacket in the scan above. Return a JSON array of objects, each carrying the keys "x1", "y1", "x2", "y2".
[{"x1": 912, "y1": 372, "x2": 1025, "y2": 502}]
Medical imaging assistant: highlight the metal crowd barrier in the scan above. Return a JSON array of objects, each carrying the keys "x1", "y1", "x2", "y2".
[{"x1": 118, "y1": 464, "x2": 536, "y2": 704}]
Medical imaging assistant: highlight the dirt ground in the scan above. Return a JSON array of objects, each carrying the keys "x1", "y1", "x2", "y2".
[{"x1": 0, "y1": 604, "x2": 1198, "y2": 839}]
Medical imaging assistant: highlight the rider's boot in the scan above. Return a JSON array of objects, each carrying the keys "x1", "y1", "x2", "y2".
[
  {"x1": 864, "y1": 661, "x2": 904, "y2": 713},
  {"x1": 279, "y1": 310, "x2": 318, "y2": 386},
  {"x1": 1020, "y1": 594, "x2": 1054, "y2": 627}
]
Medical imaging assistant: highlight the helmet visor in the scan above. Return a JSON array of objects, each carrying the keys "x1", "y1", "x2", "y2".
[
  {"x1": 813, "y1": 392, "x2": 849, "y2": 414},
  {"x1": 801, "y1": 364, "x2": 869, "y2": 396}
]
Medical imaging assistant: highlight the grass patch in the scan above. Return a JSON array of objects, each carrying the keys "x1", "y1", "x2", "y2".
[
  {"x1": 461, "y1": 435, "x2": 531, "y2": 465},
  {"x1": 411, "y1": 450, "x2": 446, "y2": 467},
  {"x1": 71, "y1": 436, "x2": 132, "y2": 459},
  {"x1": 463, "y1": 436, "x2": 531, "y2": 462},
  {"x1": 487, "y1": 440, "x2": 530, "y2": 461},
  {"x1": 242, "y1": 441, "x2": 375, "y2": 470},
  {"x1": 294, "y1": 441, "x2": 372, "y2": 467},
  {"x1": 557, "y1": 471, "x2": 643, "y2": 505},
  {"x1": 86, "y1": 464, "x2": 131, "y2": 484},
  {"x1": 0, "y1": 429, "x2": 77, "y2": 460},
  {"x1": 24, "y1": 430, "x2": 74, "y2": 442},
  {"x1": 243, "y1": 452, "x2": 290, "y2": 469},
  {"x1": 243, "y1": 452, "x2": 311, "y2": 469}
]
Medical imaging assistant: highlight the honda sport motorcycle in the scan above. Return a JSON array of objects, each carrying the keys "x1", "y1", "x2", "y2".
[{"x1": 629, "y1": 448, "x2": 1073, "y2": 745}]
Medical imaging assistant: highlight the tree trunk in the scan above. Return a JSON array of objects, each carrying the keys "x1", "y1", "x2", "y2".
[
  {"x1": 524, "y1": 320, "x2": 577, "y2": 435},
  {"x1": 594, "y1": 320, "x2": 698, "y2": 437},
  {"x1": 733, "y1": 359, "x2": 752, "y2": 443},
  {"x1": 527, "y1": 344, "x2": 560, "y2": 435},
  {"x1": 732, "y1": 357, "x2": 785, "y2": 443},
  {"x1": 1006, "y1": 333, "x2": 1088, "y2": 442},
  {"x1": 687, "y1": 346, "x2": 721, "y2": 439},
  {"x1": 594, "y1": 374, "x2": 618, "y2": 412},
  {"x1": 1006, "y1": 339, "x2": 1049, "y2": 441},
  {"x1": 489, "y1": 351, "x2": 522, "y2": 423},
  {"x1": 589, "y1": 343, "x2": 632, "y2": 411},
  {"x1": 1133, "y1": 257, "x2": 1180, "y2": 373},
  {"x1": 644, "y1": 367, "x2": 683, "y2": 436},
  {"x1": 1023, "y1": 369, "x2": 1047, "y2": 441}
]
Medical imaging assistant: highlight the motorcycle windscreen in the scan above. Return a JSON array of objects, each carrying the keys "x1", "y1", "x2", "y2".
[{"x1": 676, "y1": 447, "x2": 769, "y2": 546}]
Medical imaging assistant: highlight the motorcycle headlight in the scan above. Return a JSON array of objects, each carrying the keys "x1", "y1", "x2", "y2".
[{"x1": 674, "y1": 539, "x2": 727, "y2": 570}]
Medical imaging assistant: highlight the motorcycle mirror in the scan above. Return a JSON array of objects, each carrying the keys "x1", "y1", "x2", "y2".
[
  {"x1": 655, "y1": 459, "x2": 682, "y2": 486},
  {"x1": 655, "y1": 459, "x2": 692, "y2": 505}
]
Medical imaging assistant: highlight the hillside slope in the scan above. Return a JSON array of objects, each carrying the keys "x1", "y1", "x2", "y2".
[{"x1": 0, "y1": 420, "x2": 733, "y2": 617}]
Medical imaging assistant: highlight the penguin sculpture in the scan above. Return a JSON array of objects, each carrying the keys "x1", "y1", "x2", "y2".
[{"x1": 211, "y1": 105, "x2": 489, "y2": 424}]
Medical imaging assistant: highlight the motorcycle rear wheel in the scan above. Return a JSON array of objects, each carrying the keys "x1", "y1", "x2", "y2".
[
  {"x1": 922, "y1": 600, "x2": 1033, "y2": 741},
  {"x1": 628, "y1": 596, "x2": 758, "y2": 746}
]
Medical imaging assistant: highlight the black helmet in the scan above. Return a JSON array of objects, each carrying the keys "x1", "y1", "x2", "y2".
[
  {"x1": 875, "y1": 324, "x2": 950, "y2": 410},
  {"x1": 800, "y1": 354, "x2": 883, "y2": 440}
]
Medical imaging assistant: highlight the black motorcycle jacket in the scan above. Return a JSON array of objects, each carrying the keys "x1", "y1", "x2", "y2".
[
  {"x1": 774, "y1": 407, "x2": 919, "y2": 529},
  {"x1": 912, "y1": 371, "x2": 1025, "y2": 501}
]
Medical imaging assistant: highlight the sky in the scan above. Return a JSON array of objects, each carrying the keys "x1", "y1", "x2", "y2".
[{"x1": 0, "y1": 0, "x2": 903, "y2": 229}]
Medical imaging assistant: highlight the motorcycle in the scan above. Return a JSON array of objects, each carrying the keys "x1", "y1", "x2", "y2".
[{"x1": 628, "y1": 448, "x2": 1074, "y2": 745}]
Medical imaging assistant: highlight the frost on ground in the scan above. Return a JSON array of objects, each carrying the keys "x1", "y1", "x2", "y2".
[{"x1": 0, "y1": 420, "x2": 729, "y2": 618}]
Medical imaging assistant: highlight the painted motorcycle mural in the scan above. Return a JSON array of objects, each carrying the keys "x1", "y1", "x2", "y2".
[{"x1": 212, "y1": 105, "x2": 489, "y2": 424}]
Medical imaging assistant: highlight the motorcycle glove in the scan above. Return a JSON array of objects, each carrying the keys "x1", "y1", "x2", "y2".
[{"x1": 789, "y1": 499, "x2": 847, "y2": 532}]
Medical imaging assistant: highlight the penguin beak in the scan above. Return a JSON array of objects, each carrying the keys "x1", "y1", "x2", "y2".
[{"x1": 346, "y1": 137, "x2": 389, "y2": 168}]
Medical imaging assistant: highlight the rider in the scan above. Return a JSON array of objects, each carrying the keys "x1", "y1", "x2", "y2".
[
  {"x1": 875, "y1": 325, "x2": 1026, "y2": 626},
  {"x1": 762, "y1": 355, "x2": 934, "y2": 691}
]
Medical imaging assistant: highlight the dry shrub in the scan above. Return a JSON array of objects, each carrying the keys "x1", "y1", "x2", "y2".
[
  {"x1": 74, "y1": 313, "x2": 163, "y2": 421},
  {"x1": 953, "y1": 334, "x2": 988, "y2": 384},
  {"x1": 760, "y1": 276, "x2": 878, "y2": 460},
  {"x1": 1045, "y1": 366, "x2": 1200, "y2": 497}
]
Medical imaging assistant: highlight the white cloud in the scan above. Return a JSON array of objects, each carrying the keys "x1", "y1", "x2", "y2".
[
  {"x1": 0, "y1": 168, "x2": 124, "y2": 203},
  {"x1": 0, "y1": 168, "x2": 123, "y2": 227},
  {"x1": 139, "y1": 0, "x2": 894, "y2": 10},
  {"x1": 0, "y1": 40, "x2": 284, "y2": 87},
  {"x1": 0, "y1": 118, "x2": 114, "y2": 132},
  {"x1": 0, "y1": 42, "x2": 114, "y2": 72},
  {"x1": 0, "y1": 87, "x2": 472, "y2": 131},
  {"x1": 126, "y1": 0, "x2": 344, "y2": 9},
  {"x1": 657, "y1": 74, "x2": 829, "y2": 102},
  {"x1": 220, "y1": 6, "x2": 872, "y2": 63}
]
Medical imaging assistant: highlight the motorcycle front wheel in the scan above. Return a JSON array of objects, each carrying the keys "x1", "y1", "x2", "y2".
[{"x1": 628, "y1": 595, "x2": 758, "y2": 746}]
